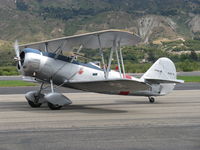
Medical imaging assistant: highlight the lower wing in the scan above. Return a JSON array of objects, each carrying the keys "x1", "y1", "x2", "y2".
[{"x1": 64, "y1": 79, "x2": 150, "y2": 95}]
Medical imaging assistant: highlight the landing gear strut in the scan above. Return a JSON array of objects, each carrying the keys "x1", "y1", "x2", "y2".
[{"x1": 148, "y1": 97, "x2": 155, "y2": 103}]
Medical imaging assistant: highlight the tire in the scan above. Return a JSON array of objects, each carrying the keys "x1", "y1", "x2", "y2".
[
  {"x1": 47, "y1": 102, "x2": 62, "y2": 110},
  {"x1": 149, "y1": 97, "x2": 155, "y2": 103},
  {"x1": 28, "y1": 100, "x2": 42, "y2": 108}
]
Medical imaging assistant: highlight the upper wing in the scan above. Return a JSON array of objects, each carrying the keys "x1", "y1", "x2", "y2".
[
  {"x1": 64, "y1": 79, "x2": 150, "y2": 95},
  {"x1": 19, "y1": 29, "x2": 141, "y2": 52}
]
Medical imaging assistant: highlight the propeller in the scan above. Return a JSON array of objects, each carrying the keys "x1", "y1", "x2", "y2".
[{"x1": 13, "y1": 40, "x2": 22, "y2": 69}]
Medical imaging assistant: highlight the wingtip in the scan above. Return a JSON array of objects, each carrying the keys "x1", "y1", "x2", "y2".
[{"x1": 177, "y1": 79, "x2": 184, "y2": 83}]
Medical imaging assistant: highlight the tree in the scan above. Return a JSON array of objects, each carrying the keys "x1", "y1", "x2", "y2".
[
  {"x1": 16, "y1": 0, "x2": 28, "y2": 11},
  {"x1": 190, "y1": 50, "x2": 198, "y2": 61},
  {"x1": 148, "y1": 51, "x2": 156, "y2": 62}
]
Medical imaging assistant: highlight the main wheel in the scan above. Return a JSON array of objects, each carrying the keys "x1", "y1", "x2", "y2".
[
  {"x1": 28, "y1": 100, "x2": 42, "y2": 108},
  {"x1": 149, "y1": 97, "x2": 155, "y2": 103},
  {"x1": 25, "y1": 91, "x2": 44, "y2": 108},
  {"x1": 47, "y1": 102, "x2": 62, "y2": 110}
]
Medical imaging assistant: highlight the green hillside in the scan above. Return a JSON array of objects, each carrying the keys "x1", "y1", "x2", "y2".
[
  {"x1": 0, "y1": 0, "x2": 200, "y2": 75},
  {"x1": 0, "y1": 0, "x2": 200, "y2": 42}
]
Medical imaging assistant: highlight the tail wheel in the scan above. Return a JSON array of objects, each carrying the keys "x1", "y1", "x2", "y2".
[
  {"x1": 148, "y1": 97, "x2": 155, "y2": 103},
  {"x1": 47, "y1": 102, "x2": 62, "y2": 110}
]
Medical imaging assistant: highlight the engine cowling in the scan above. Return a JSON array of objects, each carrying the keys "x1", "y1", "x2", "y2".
[{"x1": 19, "y1": 48, "x2": 41, "y2": 77}]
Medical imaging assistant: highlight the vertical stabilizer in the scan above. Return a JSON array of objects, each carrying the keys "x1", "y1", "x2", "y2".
[{"x1": 141, "y1": 57, "x2": 183, "y2": 83}]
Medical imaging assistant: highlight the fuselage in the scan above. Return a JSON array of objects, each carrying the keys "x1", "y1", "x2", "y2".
[
  {"x1": 19, "y1": 48, "x2": 175, "y2": 96},
  {"x1": 21, "y1": 48, "x2": 139, "y2": 83}
]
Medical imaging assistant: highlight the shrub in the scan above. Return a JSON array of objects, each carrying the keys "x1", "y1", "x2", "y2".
[
  {"x1": 176, "y1": 60, "x2": 200, "y2": 72},
  {"x1": 0, "y1": 66, "x2": 19, "y2": 76}
]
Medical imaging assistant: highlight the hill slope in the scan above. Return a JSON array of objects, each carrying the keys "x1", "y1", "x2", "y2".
[{"x1": 0, "y1": 0, "x2": 200, "y2": 43}]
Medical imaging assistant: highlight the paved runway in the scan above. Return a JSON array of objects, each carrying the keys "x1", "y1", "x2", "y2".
[{"x1": 0, "y1": 90, "x2": 199, "y2": 150}]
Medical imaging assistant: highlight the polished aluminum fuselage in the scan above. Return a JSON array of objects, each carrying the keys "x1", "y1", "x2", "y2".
[
  {"x1": 21, "y1": 48, "x2": 175, "y2": 96},
  {"x1": 22, "y1": 49, "x2": 123, "y2": 84}
]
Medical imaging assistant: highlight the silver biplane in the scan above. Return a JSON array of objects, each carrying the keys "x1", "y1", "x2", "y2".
[{"x1": 14, "y1": 29, "x2": 184, "y2": 110}]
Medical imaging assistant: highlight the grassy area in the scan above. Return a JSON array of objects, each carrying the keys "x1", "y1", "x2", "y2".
[
  {"x1": 0, "y1": 66, "x2": 19, "y2": 76},
  {"x1": 177, "y1": 76, "x2": 200, "y2": 82},
  {"x1": 0, "y1": 80, "x2": 37, "y2": 87}
]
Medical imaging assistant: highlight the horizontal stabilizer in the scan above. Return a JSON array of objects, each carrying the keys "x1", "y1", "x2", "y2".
[{"x1": 145, "y1": 78, "x2": 184, "y2": 84}]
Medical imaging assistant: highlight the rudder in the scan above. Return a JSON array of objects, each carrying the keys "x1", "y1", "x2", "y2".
[{"x1": 141, "y1": 57, "x2": 183, "y2": 83}]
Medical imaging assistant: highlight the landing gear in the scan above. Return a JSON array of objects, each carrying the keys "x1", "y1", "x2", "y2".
[
  {"x1": 25, "y1": 91, "x2": 44, "y2": 108},
  {"x1": 25, "y1": 80, "x2": 72, "y2": 110},
  {"x1": 47, "y1": 102, "x2": 62, "y2": 110},
  {"x1": 25, "y1": 83, "x2": 45, "y2": 108},
  {"x1": 44, "y1": 80, "x2": 71, "y2": 110},
  {"x1": 148, "y1": 97, "x2": 155, "y2": 103},
  {"x1": 44, "y1": 92, "x2": 71, "y2": 110},
  {"x1": 28, "y1": 100, "x2": 42, "y2": 108}
]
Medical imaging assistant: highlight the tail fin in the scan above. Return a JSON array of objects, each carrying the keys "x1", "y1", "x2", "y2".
[{"x1": 141, "y1": 57, "x2": 184, "y2": 84}]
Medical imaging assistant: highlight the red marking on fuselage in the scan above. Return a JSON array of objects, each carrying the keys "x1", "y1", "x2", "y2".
[
  {"x1": 123, "y1": 74, "x2": 132, "y2": 79},
  {"x1": 119, "y1": 91, "x2": 130, "y2": 95},
  {"x1": 78, "y1": 68, "x2": 84, "y2": 75},
  {"x1": 115, "y1": 66, "x2": 119, "y2": 71}
]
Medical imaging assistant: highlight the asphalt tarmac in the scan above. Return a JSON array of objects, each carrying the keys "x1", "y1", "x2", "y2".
[{"x1": 0, "y1": 90, "x2": 199, "y2": 150}]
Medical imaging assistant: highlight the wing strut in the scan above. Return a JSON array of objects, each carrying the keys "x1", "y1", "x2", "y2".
[
  {"x1": 115, "y1": 43, "x2": 122, "y2": 78},
  {"x1": 54, "y1": 41, "x2": 64, "y2": 57},
  {"x1": 106, "y1": 42, "x2": 115, "y2": 78},
  {"x1": 105, "y1": 41, "x2": 125, "y2": 79},
  {"x1": 71, "y1": 45, "x2": 83, "y2": 62},
  {"x1": 44, "y1": 42, "x2": 48, "y2": 52},
  {"x1": 97, "y1": 35, "x2": 107, "y2": 79},
  {"x1": 119, "y1": 42, "x2": 126, "y2": 77}
]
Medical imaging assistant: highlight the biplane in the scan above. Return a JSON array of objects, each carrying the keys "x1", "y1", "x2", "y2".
[{"x1": 14, "y1": 29, "x2": 184, "y2": 110}]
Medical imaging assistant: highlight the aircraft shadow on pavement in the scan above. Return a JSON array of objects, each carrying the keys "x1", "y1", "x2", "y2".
[
  {"x1": 0, "y1": 101, "x2": 127, "y2": 114},
  {"x1": 62, "y1": 104, "x2": 127, "y2": 114},
  {"x1": 0, "y1": 99, "x2": 162, "y2": 113}
]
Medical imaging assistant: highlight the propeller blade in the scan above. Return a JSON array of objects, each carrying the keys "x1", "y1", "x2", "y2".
[
  {"x1": 14, "y1": 40, "x2": 20, "y2": 58},
  {"x1": 13, "y1": 40, "x2": 22, "y2": 69}
]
